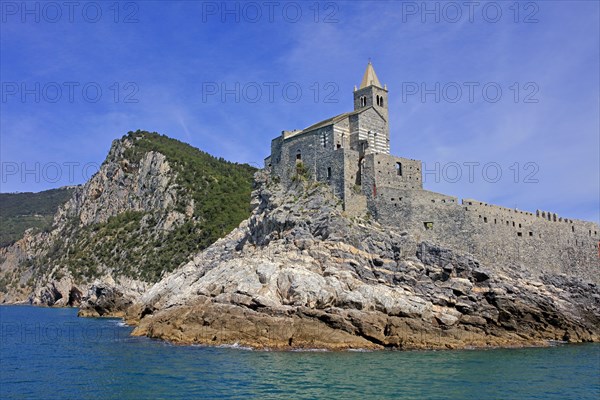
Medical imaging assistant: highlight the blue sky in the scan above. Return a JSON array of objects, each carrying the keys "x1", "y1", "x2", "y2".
[{"x1": 1, "y1": 0, "x2": 599, "y2": 222}]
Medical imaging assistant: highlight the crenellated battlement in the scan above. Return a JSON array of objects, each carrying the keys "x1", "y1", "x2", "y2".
[{"x1": 462, "y1": 198, "x2": 598, "y2": 236}]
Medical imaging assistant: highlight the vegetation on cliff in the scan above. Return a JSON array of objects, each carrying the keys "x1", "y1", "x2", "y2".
[
  {"x1": 1, "y1": 131, "x2": 257, "y2": 300},
  {"x1": 0, "y1": 188, "x2": 75, "y2": 247},
  {"x1": 53, "y1": 131, "x2": 256, "y2": 283},
  {"x1": 122, "y1": 130, "x2": 256, "y2": 239}
]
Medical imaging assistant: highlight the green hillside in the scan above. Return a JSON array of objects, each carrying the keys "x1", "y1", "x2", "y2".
[
  {"x1": 0, "y1": 188, "x2": 75, "y2": 247},
  {"x1": 37, "y1": 131, "x2": 258, "y2": 283}
]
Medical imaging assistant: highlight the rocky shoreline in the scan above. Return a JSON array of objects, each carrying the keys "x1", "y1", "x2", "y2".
[
  {"x1": 75, "y1": 172, "x2": 599, "y2": 351},
  {"x1": 3, "y1": 136, "x2": 598, "y2": 352}
]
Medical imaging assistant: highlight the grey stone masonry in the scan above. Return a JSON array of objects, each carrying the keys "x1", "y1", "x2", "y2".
[{"x1": 265, "y1": 62, "x2": 599, "y2": 276}]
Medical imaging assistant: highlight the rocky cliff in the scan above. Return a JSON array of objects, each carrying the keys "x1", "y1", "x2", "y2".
[
  {"x1": 3, "y1": 131, "x2": 597, "y2": 351},
  {"x1": 0, "y1": 131, "x2": 256, "y2": 307},
  {"x1": 121, "y1": 171, "x2": 600, "y2": 350}
]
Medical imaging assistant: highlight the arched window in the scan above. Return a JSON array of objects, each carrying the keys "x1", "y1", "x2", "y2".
[
  {"x1": 396, "y1": 162, "x2": 402, "y2": 176},
  {"x1": 296, "y1": 150, "x2": 301, "y2": 161},
  {"x1": 379, "y1": 96, "x2": 384, "y2": 107}
]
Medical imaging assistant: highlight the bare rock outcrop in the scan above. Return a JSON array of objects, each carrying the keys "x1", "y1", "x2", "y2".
[
  {"x1": 0, "y1": 133, "x2": 187, "y2": 305},
  {"x1": 128, "y1": 171, "x2": 600, "y2": 350},
  {"x1": 77, "y1": 276, "x2": 148, "y2": 318}
]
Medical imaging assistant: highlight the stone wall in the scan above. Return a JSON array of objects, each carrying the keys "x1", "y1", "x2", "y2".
[
  {"x1": 316, "y1": 148, "x2": 346, "y2": 199},
  {"x1": 368, "y1": 153, "x2": 423, "y2": 189},
  {"x1": 341, "y1": 149, "x2": 367, "y2": 216},
  {"x1": 268, "y1": 126, "x2": 335, "y2": 184},
  {"x1": 369, "y1": 188, "x2": 600, "y2": 283}
]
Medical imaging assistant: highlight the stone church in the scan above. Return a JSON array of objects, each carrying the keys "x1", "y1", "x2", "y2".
[{"x1": 265, "y1": 62, "x2": 599, "y2": 274}]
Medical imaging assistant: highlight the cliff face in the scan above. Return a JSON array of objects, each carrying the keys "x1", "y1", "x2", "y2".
[
  {"x1": 125, "y1": 171, "x2": 600, "y2": 350},
  {"x1": 0, "y1": 137, "x2": 176, "y2": 304},
  {"x1": 3, "y1": 131, "x2": 597, "y2": 350},
  {"x1": 54, "y1": 142, "x2": 179, "y2": 227},
  {"x1": 0, "y1": 131, "x2": 255, "y2": 308}
]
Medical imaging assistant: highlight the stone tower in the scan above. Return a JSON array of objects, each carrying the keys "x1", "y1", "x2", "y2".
[
  {"x1": 352, "y1": 61, "x2": 390, "y2": 154},
  {"x1": 354, "y1": 61, "x2": 388, "y2": 118}
]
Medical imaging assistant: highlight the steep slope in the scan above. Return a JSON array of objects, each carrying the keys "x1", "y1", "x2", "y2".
[
  {"x1": 0, "y1": 187, "x2": 76, "y2": 247},
  {"x1": 124, "y1": 171, "x2": 600, "y2": 350},
  {"x1": 0, "y1": 131, "x2": 256, "y2": 305}
]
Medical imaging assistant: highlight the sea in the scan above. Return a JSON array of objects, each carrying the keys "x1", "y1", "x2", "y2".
[{"x1": 0, "y1": 305, "x2": 598, "y2": 399}]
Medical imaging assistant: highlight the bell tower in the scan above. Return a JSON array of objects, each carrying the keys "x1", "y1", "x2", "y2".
[
  {"x1": 352, "y1": 61, "x2": 390, "y2": 154},
  {"x1": 353, "y1": 61, "x2": 388, "y2": 121}
]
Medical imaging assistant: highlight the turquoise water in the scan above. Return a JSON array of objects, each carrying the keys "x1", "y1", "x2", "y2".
[{"x1": 1, "y1": 306, "x2": 598, "y2": 399}]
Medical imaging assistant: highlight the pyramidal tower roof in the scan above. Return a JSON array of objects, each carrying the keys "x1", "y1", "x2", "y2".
[{"x1": 359, "y1": 61, "x2": 382, "y2": 89}]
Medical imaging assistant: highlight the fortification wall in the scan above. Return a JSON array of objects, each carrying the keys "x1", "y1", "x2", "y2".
[
  {"x1": 341, "y1": 149, "x2": 367, "y2": 216},
  {"x1": 316, "y1": 148, "x2": 346, "y2": 199},
  {"x1": 269, "y1": 136, "x2": 284, "y2": 176},
  {"x1": 369, "y1": 153, "x2": 423, "y2": 190},
  {"x1": 360, "y1": 154, "x2": 423, "y2": 207},
  {"x1": 460, "y1": 199, "x2": 599, "y2": 279},
  {"x1": 369, "y1": 189, "x2": 600, "y2": 283}
]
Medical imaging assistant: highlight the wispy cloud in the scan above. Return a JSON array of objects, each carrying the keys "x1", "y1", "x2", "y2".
[{"x1": 1, "y1": 1, "x2": 597, "y2": 222}]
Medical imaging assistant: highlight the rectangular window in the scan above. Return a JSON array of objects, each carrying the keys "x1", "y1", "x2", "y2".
[
  {"x1": 320, "y1": 132, "x2": 328, "y2": 148},
  {"x1": 327, "y1": 167, "x2": 332, "y2": 179},
  {"x1": 396, "y1": 162, "x2": 402, "y2": 176}
]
